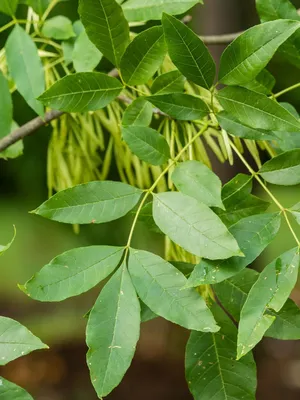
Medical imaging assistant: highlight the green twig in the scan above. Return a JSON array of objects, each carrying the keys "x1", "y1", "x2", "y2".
[{"x1": 229, "y1": 140, "x2": 300, "y2": 247}]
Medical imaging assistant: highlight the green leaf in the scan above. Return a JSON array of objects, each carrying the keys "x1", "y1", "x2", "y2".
[
  {"x1": 214, "y1": 269, "x2": 259, "y2": 321},
  {"x1": 151, "y1": 70, "x2": 185, "y2": 95},
  {"x1": 259, "y1": 149, "x2": 300, "y2": 186},
  {"x1": 122, "y1": 126, "x2": 170, "y2": 165},
  {"x1": 0, "y1": 71, "x2": 13, "y2": 139},
  {"x1": 266, "y1": 299, "x2": 300, "y2": 340},
  {"x1": 21, "y1": 0, "x2": 69, "y2": 16},
  {"x1": 171, "y1": 261, "x2": 195, "y2": 277},
  {"x1": 172, "y1": 160, "x2": 224, "y2": 209},
  {"x1": 214, "y1": 268, "x2": 300, "y2": 341},
  {"x1": 0, "y1": 226, "x2": 16, "y2": 256},
  {"x1": 280, "y1": 102, "x2": 300, "y2": 119},
  {"x1": 290, "y1": 202, "x2": 300, "y2": 225},
  {"x1": 5, "y1": 25, "x2": 45, "y2": 116},
  {"x1": 120, "y1": 26, "x2": 167, "y2": 86},
  {"x1": 186, "y1": 306, "x2": 257, "y2": 400},
  {"x1": 241, "y1": 69, "x2": 276, "y2": 95},
  {"x1": 217, "y1": 111, "x2": 276, "y2": 141},
  {"x1": 32, "y1": 181, "x2": 143, "y2": 224},
  {"x1": 267, "y1": 248, "x2": 300, "y2": 312},
  {"x1": 21, "y1": 246, "x2": 124, "y2": 302},
  {"x1": 214, "y1": 174, "x2": 270, "y2": 227},
  {"x1": 273, "y1": 131, "x2": 300, "y2": 152},
  {"x1": 153, "y1": 192, "x2": 242, "y2": 260},
  {"x1": 237, "y1": 248, "x2": 299, "y2": 359},
  {"x1": 256, "y1": 0, "x2": 300, "y2": 22},
  {"x1": 148, "y1": 93, "x2": 209, "y2": 121},
  {"x1": 128, "y1": 249, "x2": 219, "y2": 332},
  {"x1": 122, "y1": 97, "x2": 153, "y2": 127},
  {"x1": 38, "y1": 72, "x2": 123, "y2": 113},
  {"x1": 122, "y1": 0, "x2": 203, "y2": 22},
  {"x1": 219, "y1": 19, "x2": 300, "y2": 85},
  {"x1": 86, "y1": 264, "x2": 140, "y2": 398},
  {"x1": 72, "y1": 30, "x2": 102, "y2": 72},
  {"x1": 162, "y1": 13, "x2": 215, "y2": 89},
  {"x1": 217, "y1": 86, "x2": 300, "y2": 132},
  {"x1": 256, "y1": 1, "x2": 300, "y2": 69},
  {"x1": 186, "y1": 213, "x2": 281, "y2": 286},
  {"x1": 78, "y1": 0, "x2": 130, "y2": 67},
  {"x1": 0, "y1": 317, "x2": 48, "y2": 366},
  {"x1": 62, "y1": 41, "x2": 74, "y2": 66},
  {"x1": 140, "y1": 301, "x2": 157, "y2": 323},
  {"x1": 42, "y1": 16, "x2": 75, "y2": 40},
  {"x1": 0, "y1": 378, "x2": 33, "y2": 400},
  {"x1": 0, "y1": 0, "x2": 18, "y2": 15}
]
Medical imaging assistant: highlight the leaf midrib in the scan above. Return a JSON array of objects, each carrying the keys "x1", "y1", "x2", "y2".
[
  {"x1": 218, "y1": 93, "x2": 299, "y2": 130},
  {"x1": 166, "y1": 16, "x2": 209, "y2": 89},
  {"x1": 40, "y1": 191, "x2": 139, "y2": 213},
  {"x1": 132, "y1": 252, "x2": 211, "y2": 325},
  {"x1": 125, "y1": 30, "x2": 164, "y2": 84},
  {"x1": 221, "y1": 22, "x2": 300, "y2": 82},
  {"x1": 42, "y1": 86, "x2": 121, "y2": 101},
  {"x1": 156, "y1": 195, "x2": 238, "y2": 254}
]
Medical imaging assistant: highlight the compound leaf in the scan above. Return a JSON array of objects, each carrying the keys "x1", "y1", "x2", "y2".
[
  {"x1": 32, "y1": 181, "x2": 143, "y2": 224},
  {"x1": 259, "y1": 149, "x2": 300, "y2": 186},
  {"x1": 79, "y1": 0, "x2": 130, "y2": 66},
  {"x1": 122, "y1": 126, "x2": 170, "y2": 165},
  {"x1": 128, "y1": 249, "x2": 219, "y2": 332},
  {"x1": 38, "y1": 72, "x2": 123, "y2": 113},
  {"x1": 217, "y1": 111, "x2": 276, "y2": 141},
  {"x1": 237, "y1": 248, "x2": 300, "y2": 359},
  {"x1": 217, "y1": 86, "x2": 300, "y2": 132},
  {"x1": 72, "y1": 30, "x2": 102, "y2": 72},
  {"x1": 0, "y1": 0, "x2": 18, "y2": 15},
  {"x1": 148, "y1": 93, "x2": 209, "y2": 121},
  {"x1": 214, "y1": 174, "x2": 270, "y2": 227},
  {"x1": 120, "y1": 26, "x2": 167, "y2": 86},
  {"x1": 122, "y1": 97, "x2": 153, "y2": 127},
  {"x1": 0, "y1": 226, "x2": 16, "y2": 256},
  {"x1": 0, "y1": 378, "x2": 33, "y2": 399},
  {"x1": 162, "y1": 13, "x2": 215, "y2": 89},
  {"x1": 6, "y1": 25, "x2": 45, "y2": 116},
  {"x1": 86, "y1": 264, "x2": 140, "y2": 398},
  {"x1": 122, "y1": 0, "x2": 203, "y2": 22},
  {"x1": 186, "y1": 306, "x2": 257, "y2": 400},
  {"x1": 151, "y1": 70, "x2": 185, "y2": 94},
  {"x1": 153, "y1": 192, "x2": 242, "y2": 260},
  {"x1": 0, "y1": 317, "x2": 48, "y2": 366},
  {"x1": 241, "y1": 69, "x2": 276, "y2": 95},
  {"x1": 21, "y1": 246, "x2": 124, "y2": 302},
  {"x1": 186, "y1": 213, "x2": 281, "y2": 286},
  {"x1": 219, "y1": 19, "x2": 300, "y2": 85},
  {"x1": 42, "y1": 16, "x2": 75, "y2": 40},
  {"x1": 172, "y1": 160, "x2": 224, "y2": 209}
]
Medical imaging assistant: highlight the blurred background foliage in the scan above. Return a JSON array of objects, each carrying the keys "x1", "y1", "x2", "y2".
[{"x1": 1, "y1": 0, "x2": 300, "y2": 399}]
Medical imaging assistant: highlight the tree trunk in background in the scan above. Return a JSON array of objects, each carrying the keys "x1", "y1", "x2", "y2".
[{"x1": 195, "y1": 0, "x2": 257, "y2": 64}]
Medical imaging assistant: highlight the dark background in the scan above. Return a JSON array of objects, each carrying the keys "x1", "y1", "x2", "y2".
[{"x1": 1, "y1": 0, "x2": 300, "y2": 399}]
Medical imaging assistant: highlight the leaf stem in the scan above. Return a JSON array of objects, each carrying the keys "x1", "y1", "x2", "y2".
[
  {"x1": 0, "y1": 19, "x2": 30, "y2": 33},
  {"x1": 41, "y1": 0, "x2": 59, "y2": 22},
  {"x1": 125, "y1": 123, "x2": 209, "y2": 250},
  {"x1": 229, "y1": 140, "x2": 300, "y2": 247},
  {"x1": 273, "y1": 82, "x2": 300, "y2": 99}
]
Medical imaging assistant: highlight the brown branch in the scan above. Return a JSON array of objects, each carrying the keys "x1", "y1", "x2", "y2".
[
  {"x1": 200, "y1": 31, "x2": 243, "y2": 45},
  {"x1": 0, "y1": 110, "x2": 64, "y2": 152}
]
